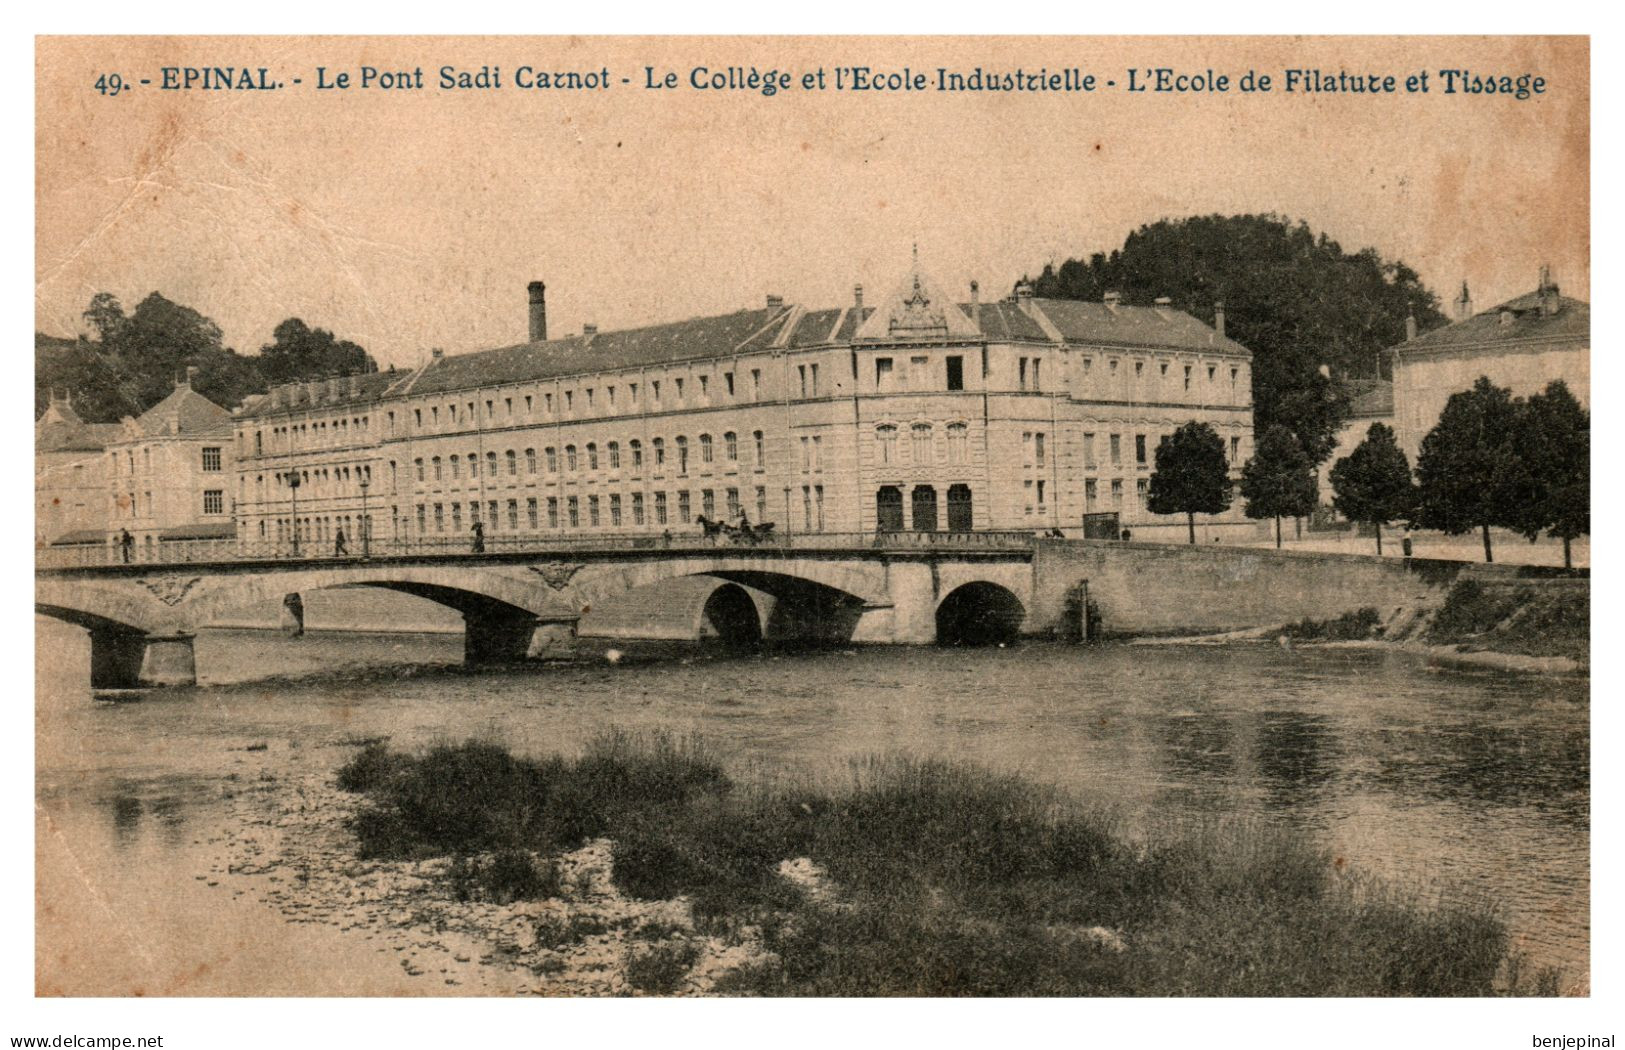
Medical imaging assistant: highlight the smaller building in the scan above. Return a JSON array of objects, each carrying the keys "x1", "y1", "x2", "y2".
[
  {"x1": 103, "y1": 371, "x2": 237, "y2": 554},
  {"x1": 35, "y1": 392, "x2": 119, "y2": 547},
  {"x1": 1390, "y1": 268, "x2": 1588, "y2": 460},
  {"x1": 1318, "y1": 378, "x2": 1394, "y2": 506}
]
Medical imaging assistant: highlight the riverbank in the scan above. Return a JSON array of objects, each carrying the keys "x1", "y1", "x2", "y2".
[
  {"x1": 202, "y1": 731, "x2": 1556, "y2": 997},
  {"x1": 1135, "y1": 576, "x2": 1588, "y2": 676}
]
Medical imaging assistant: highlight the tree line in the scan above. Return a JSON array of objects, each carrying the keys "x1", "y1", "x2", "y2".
[
  {"x1": 1145, "y1": 378, "x2": 1588, "y2": 568},
  {"x1": 36, "y1": 291, "x2": 377, "y2": 422}
]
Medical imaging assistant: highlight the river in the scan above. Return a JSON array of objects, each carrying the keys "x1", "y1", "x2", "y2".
[{"x1": 34, "y1": 619, "x2": 1589, "y2": 995}]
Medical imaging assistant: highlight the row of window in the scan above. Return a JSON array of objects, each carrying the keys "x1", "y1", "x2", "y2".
[
  {"x1": 1082, "y1": 431, "x2": 1245, "y2": 470},
  {"x1": 254, "y1": 417, "x2": 369, "y2": 456},
  {"x1": 115, "y1": 489, "x2": 226, "y2": 518},
  {"x1": 109, "y1": 446, "x2": 224, "y2": 475},
  {"x1": 403, "y1": 430, "x2": 769, "y2": 486},
  {"x1": 404, "y1": 485, "x2": 775, "y2": 534}
]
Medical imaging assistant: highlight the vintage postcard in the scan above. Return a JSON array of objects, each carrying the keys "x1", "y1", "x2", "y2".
[{"x1": 31, "y1": 29, "x2": 1589, "y2": 1033}]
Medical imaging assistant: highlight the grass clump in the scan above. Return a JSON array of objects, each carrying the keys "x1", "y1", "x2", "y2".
[
  {"x1": 1280, "y1": 607, "x2": 1383, "y2": 642},
  {"x1": 337, "y1": 734, "x2": 1541, "y2": 997},
  {"x1": 448, "y1": 850, "x2": 563, "y2": 904},
  {"x1": 1426, "y1": 580, "x2": 1588, "y2": 660},
  {"x1": 624, "y1": 938, "x2": 703, "y2": 994}
]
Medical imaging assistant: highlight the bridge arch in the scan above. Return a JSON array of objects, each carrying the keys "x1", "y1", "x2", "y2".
[{"x1": 935, "y1": 581, "x2": 1026, "y2": 646}]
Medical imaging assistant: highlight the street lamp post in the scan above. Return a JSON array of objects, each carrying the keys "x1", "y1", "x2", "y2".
[
  {"x1": 288, "y1": 469, "x2": 301, "y2": 557},
  {"x1": 358, "y1": 478, "x2": 370, "y2": 560}
]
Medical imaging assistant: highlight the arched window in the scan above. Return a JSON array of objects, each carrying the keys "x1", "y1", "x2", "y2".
[
  {"x1": 876, "y1": 424, "x2": 898, "y2": 465},
  {"x1": 467, "y1": 452, "x2": 479, "y2": 478},
  {"x1": 911, "y1": 423, "x2": 933, "y2": 464},
  {"x1": 449, "y1": 454, "x2": 460, "y2": 479},
  {"x1": 586, "y1": 443, "x2": 598, "y2": 470},
  {"x1": 546, "y1": 446, "x2": 558, "y2": 473},
  {"x1": 911, "y1": 485, "x2": 938, "y2": 532},
  {"x1": 947, "y1": 484, "x2": 973, "y2": 531},
  {"x1": 946, "y1": 423, "x2": 969, "y2": 465},
  {"x1": 700, "y1": 434, "x2": 714, "y2": 463},
  {"x1": 629, "y1": 439, "x2": 643, "y2": 472},
  {"x1": 676, "y1": 436, "x2": 689, "y2": 475},
  {"x1": 608, "y1": 441, "x2": 620, "y2": 469},
  {"x1": 506, "y1": 450, "x2": 517, "y2": 475},
  {"x1": 724, "y1": 432, "x2": 738, "y2": 461},
  {"x1": 565, "y1": 444, "x2": 578, "y2": 472},
  {"x1": 876, "y1": 486, "x2": 904, "y2": 532},
  {"x1": 486, "y1": 451, "x2": 498, "y2": 475},
  {"x1": 431, "y1": 456, "x2": 442, "y2": 481},
  {"x1": 525, "y1": 448, "x2": 537, "y2": 474},
  {"x1": 753, "y1": 430, "x2": 765, "y2": 465},
  {"x1": 653, "y1": 438, "x2": 665, "y2": 468}
]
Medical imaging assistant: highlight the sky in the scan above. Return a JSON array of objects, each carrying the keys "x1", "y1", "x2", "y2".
[{"x1": 36, "y1": 36, "x2": 1588, "y2": 370}]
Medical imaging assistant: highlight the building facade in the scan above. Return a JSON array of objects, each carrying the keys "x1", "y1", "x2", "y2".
[
  {"x1": 233, "y1": 259, "x2": 1259, "y2": 548},
  {"x1": 1390, "y1": 270, "x2": 1589, "y2": 460},
  {"x1": 103, "y1": 373, "x2": 238, "y2": 552},
  {"x1": 35, "y1": 393, "x2": 119, "y2": 547}
]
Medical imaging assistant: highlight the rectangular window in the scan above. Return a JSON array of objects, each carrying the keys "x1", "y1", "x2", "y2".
[
  {"x1": 434, "y1": 503, "x2": 445, "y2": 531},
  {"x1": 946, "y1": 355, "x2": 964, "y2": 391},
  {"x1": 678, "y1": 491, "x2": 692, "y2": 524},
  {"x1": 416, "y1": 504, "x2": 426, "y2": 533},
  {"x1": 1037, "y1": 479, "x2": 1046, "y2": 507},
  {"x1": 655, "y1": 492, "x2": 668, "y2": 525},
  {"x1": 1083, "y1": 433, "x2": 1097, "y2": 469},
  {"x1": 815, "y1": 485, "x2": 824, "y2": 531},
  {"x1": 1024, "y1": 479, "x2": 1034, "y2": 515},
  {"x1": 798, "y1": 365, "x2": 808, "y2": 398},
  {"x1": 876, "y1": 357, "x2": 893, "y2": 387},
  {"x1": 699, "y1": 375, "x2": 709, "y2": 398},
  {"x1": 674, "y1": 378, "x2": 683, "y2": 400},
  {"x1": 1018, "y1": 358, "x2": 1028, "y2": 390},
  {"x1": 754, "y1": 431, "x2": 765, "y2": 467},
  {"x1": 751, "y1": 369, "x2": 761, "y2": 397},
  {"x1": 527, "y1": 498, "x2": 539, "y2": 529},
  {"x1": 726, "y1": 487, "x2": 740, "y2": 518},
  {"x1": 547, "y1": 497, "x2": 559, "y2": 529},
  {"x1": 568, "y1": 496, "x2": 580, "y2": 528},
  {"x1": 1137, "y1": 478, "x2": 1149, "y2": 505},
  {"x1": 1035, "y1": 432, "x2": 1046, "y2": 467},
  {"x1": 1085, "y1": 478, "x2": 1098, "y2": 509},
  {"x1": 610, "y1": 494, "x2": 622, "y2": 526},
  {"x1": 702, "y1": 489, "x2": 715, "y2": 519},
  {"x1": 910, "y1": 356, "x2": 929, "y2": 389},
  {"x1": 201, "y1": 447, "x2": 222, "y2": 472},
  {"x1": 756, "y1": 486, "x2": 767, "y2": 522},
  {"x1": 810, "y1": 363, "x2": 819, "y2": 395},
  {"x1": 1136, "y1": 434, "x2": 1147, "y2": 465},
  {"x1": 725, "y1": 372, "x2": 735, "y2": 396},
  {"x1": 1231, "y1": 436, "x2": 1241, "y2": 463},
  {"x1": 1110, "y1": 434, "x2": 1122, "y2": 466},
  {"x1": 203, "y1": 490, "x2": 224, "y2": 515},
  {"x1": 1110, "y1": 480, "x2": 1123, "y2": 506},
  {"x1": 632, "y1": 493, "x2": 646, "y2": 526},
  {"x1": 589, "y1": 496, "x2": 600, "y2": 527}
]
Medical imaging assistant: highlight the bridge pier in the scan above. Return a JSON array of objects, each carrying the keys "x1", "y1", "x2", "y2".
[
  {"x1": 89, "y1": 629, "x2": 196, "y2": 689},
  {"x1": 463, "y1": 611, "x2": 578, "y2": 665}
]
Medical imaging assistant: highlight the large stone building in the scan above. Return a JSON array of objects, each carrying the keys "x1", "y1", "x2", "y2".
[
  {"x1": 1390, "y1": 269, "x2": 1589, "y2": 460},
  {"x1": 104, "y1": 372, "x2": 238, "y2": 553},
  {"x1": 233, "y1": 258, "x2": 1259, "y2": 549}
]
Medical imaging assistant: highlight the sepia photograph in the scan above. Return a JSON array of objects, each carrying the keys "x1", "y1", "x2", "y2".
[{"x1": 26, "y1": 26, "x2": 1592, "y2": 1032}]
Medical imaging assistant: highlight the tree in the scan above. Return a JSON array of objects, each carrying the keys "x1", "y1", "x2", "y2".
[
  {"x1": 1240, "y1": 425, "x2": 1319, "y2": 548},
  {"x1": 1517, "y1": 381, "x2": 1589, "y2": 569},
  {"x1": 1147, "y1": 422, "x2": 1234, "y2": 543},
  {"x1": 1025, "y1": 214, "x2": 1447, "y2": 466},
  {"x1": 259, "y1": 318, "x2": 375, "y2": 385},
  {"x1": 1413, "y1": 377, "x2": 1529, "y2": 563},
  {"x1": 1329, "y1": 421, "x2": 1416, "y2": 555}
]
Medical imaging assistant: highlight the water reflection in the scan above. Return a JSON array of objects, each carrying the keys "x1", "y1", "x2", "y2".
[{"x1": 1254, "y1": 711, "x2": 1339, "y2": 806}]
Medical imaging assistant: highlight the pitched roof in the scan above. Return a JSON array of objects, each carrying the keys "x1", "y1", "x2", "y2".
[
  {"x1": 1027, "y1": 298, "x2": 1252, "y2": 355},
  {"x1": 401, "y1": 307, "x2": 792, "y2": 398},
  {"x1": 1397, "y1": 290, "x2": 1589, "y2": 354},
  {"x1": 37, "y1": 416, "x2": 121, "y2": 453},
  {"x1": 125, "y1": 384, "x2": 233, "y2": 439},
  {"x1": 238, "y1": 370, "x2": 408, "y2": 419}
]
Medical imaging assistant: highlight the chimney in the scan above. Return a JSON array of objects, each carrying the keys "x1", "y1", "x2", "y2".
[
  {"x1": 1017, "y1": 281, "x2": 1035, "y2": 300},
  {"x1": 853, "y1": 285, "x2": 864, "y2": 312},
  {"x1": 1539, "y1": 265, "x2": 1561, "y2": 316},
  {"x1": 181, "y1": 366, "x2": 198, "y2": 388},
  {"x1": 1153, "y1": 296, "x2": 1173, "y2": 315},
  {"x1": 582, "y1": 324, "x2": 598, "y2": 338},
  {"x1": 527, "y1": 280, "x2": 548, "y2": 342},
  {"x1": 766, "y1": 294, "x2": 783, "y2": 310},
  {"x1": 1405, "y1": 313, "x2": 1418, "y2": 341},
  {"x1": 1454, "y1": 281, "x2": 1473, "y2": 321},
  {"x1": 1214, "y1": 301, "x2": 1226, "y2": 337},
  {"x1": 430, "y1": 349, "x2": 444, "y2": 360},
  {"x1": 969, "y1": 280, "x2": 979, "y2": 313}
]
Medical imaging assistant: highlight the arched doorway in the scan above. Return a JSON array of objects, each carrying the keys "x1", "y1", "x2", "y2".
[
  {"x1": 700, "y1": 583, "x2": 763, "y2": 650},
  {"x1": 935, "y1": 582, "x2": 1025, "y2": 646},
  {"x1": 946, "y1": 484, "x2": 973, "y2": 532},
  {"x1": 912, "y1": 485, "x2": 938, "y2": 532},
  {"x1": 876, "y1": 486, "x2": 904, "y2": 532}
]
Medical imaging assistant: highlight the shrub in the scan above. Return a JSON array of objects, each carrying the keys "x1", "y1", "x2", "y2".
[
  {"x1": 448, "y1": 850, "x2": 563, "y2": 904},
  {"x1": 624, "y1": 938, "x2": 703, "y2": 995}
]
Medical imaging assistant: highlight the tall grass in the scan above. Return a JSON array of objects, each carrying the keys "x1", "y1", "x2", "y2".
[{"x1": 335, "y1": 733, "x2": 1549, "y2": 996}]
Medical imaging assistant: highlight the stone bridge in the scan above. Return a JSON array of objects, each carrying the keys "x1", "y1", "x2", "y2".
[{"x1": 35, "y1": 543, "x2": 1038, "y2": 687}]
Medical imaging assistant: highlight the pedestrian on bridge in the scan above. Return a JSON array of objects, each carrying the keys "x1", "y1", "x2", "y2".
[
  {"x1": 471, "y1": 520, "x2": 485, "y2": 554},
  {"x1": 119, "y1": 528, "x2": 134, "y2": 564},
  {"x1": 333, "y1": 527, "x2": 347, "y2": 557}
]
